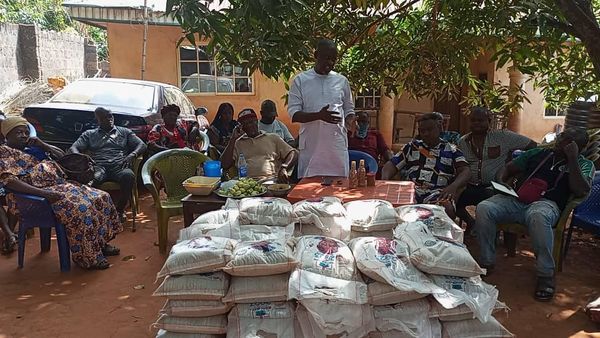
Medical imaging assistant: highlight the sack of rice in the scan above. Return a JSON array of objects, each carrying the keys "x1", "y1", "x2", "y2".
[
  {"x1": 349, "y1": 237, "x2": 444, "y2": 295},
  {"x1": 239, "y1": 223, "x2": 295, "y2": 241},
  {"x1": 157, "y1": 237, "x2": 237, "y2": 279},
  {"x1": 192, "y1": 209, "x2": 240, "y2": 227},
  {"x1": 153, "y1": 273, "x2": 229, "y2": 300},
  {"x1": 371, "y1": 299, "x2": 432, "y2": 338},
  {"x1": 429, "y1": 299, "x2": 509, "y2": 322},
  {"x1": 430, "y1": 276, "x2": 499, "y2": 323},
  {"x1": 227, "y1": 302, "x2": 295, "y2": 338},
  {"x1": 292, "y1": 236, "x2": 357, "y2": 281},
  {"x1": 160, "y1": 300, "x2": 232, "y2": 318},
  {"x1": 365, "y1": 277, "x2": 426, "y2": 305},
  {"x1": 396, "y1": 204, "x2": 464, "y2": 242},
  {"x1": 297, "y1": 300, "x2": 375, "y2": 338},
  {"x1": 223, "y1": 239, "x2": 297, "y2": 276},
  {"x1": 293, "y1": 197, "x2": 351, "y2": 241},
  {"x1": 395, "y1": 223, "x2": 484, "y2": 277},
  {"x1": 288, "y1": 269, "x2": 368, "y2": 304},
  {"x1": 223, "y1": 273, "x2": 289, "y2": 303},
  {"x1": 238, "y1": 197, "x2": 296, "y2": 225},
  {"x1": 179, "y1": 222, "x2": 241, "y2": 241},
  {"x1": 152, "y1": 314, "x2": 227, "y2": 334},
  {"x1": 156, "y1": 329, "x2": 223, "y2": 338},
  {"x1": 441, "y1": 317, "x2": 514, "y2": 338},
  {"x1": 344, "y1": 200, "x2": 399, "y2": 232},
  {"x1": 224, "y1": 198, "x2": 240, "y2": 210}
]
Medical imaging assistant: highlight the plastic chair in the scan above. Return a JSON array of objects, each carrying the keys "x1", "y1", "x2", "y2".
[
  {"x1": 349, "y1": 150, "x2": 378, "y2": 174},
  {"x1": 563, "y1": 171, "x2": 600, "y2": 260},
  {"x1": 97, "y1": 156, "x2": 143, "y2": 231},
  {"x1": 141, "y1": 149, "x2": 210, "y2": 254},
  {"x1": 11, "y1": 192, "x2": 71, "y2": 272}
]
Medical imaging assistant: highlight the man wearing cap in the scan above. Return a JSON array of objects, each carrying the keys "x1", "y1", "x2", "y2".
[
  {"x1": 288, "y1": 39, "x2": 355, "y2": 179},
  {"x1": 259, "y1": 99, "x2": 295, "y2": 146},
  {"x1": 221, "y1": 108, "x2": 298, "y2": 183}
]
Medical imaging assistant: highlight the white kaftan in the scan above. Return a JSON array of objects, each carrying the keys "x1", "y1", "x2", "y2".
[{"x1": 287, "y1": 69, "x2": 354, "y2": 178}]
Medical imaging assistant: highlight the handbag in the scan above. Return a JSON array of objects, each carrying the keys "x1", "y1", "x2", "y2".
[
  {"x1": 56, "y1": 153, "x2": 96, "y2": 184},
  {"x1": 516, "y1": 152, "x2": 564, "y2": 204}
]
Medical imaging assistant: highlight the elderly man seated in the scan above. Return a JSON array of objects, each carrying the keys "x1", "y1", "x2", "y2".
[
  {"x1": 221, "y1": 108, "x2": 298, "y2": 183},
  {"x1": 382, "y1": 112, "x2": 471, "y2": 218},
  {"x1": 70, "y1": 107, "x2": 147, "y2": 221},
  {"x1": 476, "y1": 127, "x2": 594, "y2": 302}
]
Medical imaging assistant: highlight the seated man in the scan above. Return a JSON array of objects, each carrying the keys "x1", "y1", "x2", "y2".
[
  {"x1": 348, "y1": 111, "x2": 393, "y2": 169},
  {"x1": 221, "y1": 108, "x2": 298, "y2": 183},
  {"x1": 70, "y1": 107, "x2": 147, "y2": 221},
  {"x1": 382, "y1": 113, "x2": 471, "y2": 217},
  {"x1": 258, "y1": 100, "x2": 296, "y2": 146},
  {"x1": 476, "y1": 128, "x2": 593, "y2": 301},
  {"x1": 457, "y1": 106, "x2": 536, "y2": 233}
]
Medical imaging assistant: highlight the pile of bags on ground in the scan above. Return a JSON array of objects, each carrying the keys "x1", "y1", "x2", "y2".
[{"x1": 152, "y1": 197, "x2": 514, "y2": 338}]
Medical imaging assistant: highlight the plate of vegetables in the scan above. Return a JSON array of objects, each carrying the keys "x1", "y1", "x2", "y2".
[{"x1": 216, "y1": 178, "x2": 267, "y2": 198}]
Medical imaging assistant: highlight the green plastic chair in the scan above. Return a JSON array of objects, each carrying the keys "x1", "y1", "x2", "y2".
[
  {"x1": 141, "y1": 149, "x2": 209, "y2": 254},
  {"x1": 98, "y1": 156, "x2": 143, "y2": 231}
]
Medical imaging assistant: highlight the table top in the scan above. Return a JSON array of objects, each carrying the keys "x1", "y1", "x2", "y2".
[
  {"x1": 286, "y1": 177, "x2": 415, "y2": 207},
  {"x1": 181, "y1": 193, "x2": 227, "y2": 204}
]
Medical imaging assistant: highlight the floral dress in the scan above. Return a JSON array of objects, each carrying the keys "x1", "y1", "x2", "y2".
[{"x1": 0, "y1": 145, "x2": 122, "y2": 269}]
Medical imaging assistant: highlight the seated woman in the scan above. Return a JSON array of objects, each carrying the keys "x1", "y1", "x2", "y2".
[
  {"x1": 0, "y1": 117, "x2": 122, "y2": 270},
  {"x1": 147, "y1": 104, "x2": 194, "y2": 155},
  {"x1": 208, "y1": 102, "x2": 237, "y2": 153}
]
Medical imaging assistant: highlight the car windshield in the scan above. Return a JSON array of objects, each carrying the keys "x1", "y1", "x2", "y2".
[{"x1": 51, "y1": 81, "x2": 156, "y2": 111}]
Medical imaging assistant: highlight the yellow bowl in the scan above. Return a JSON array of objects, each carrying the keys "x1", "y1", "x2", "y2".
[
  {"x1": 267, "y1": 183, "x2": 292, "y2": 196},
  {"x1": 183, "y1": 176, "x2": 220, "y2": 195}
]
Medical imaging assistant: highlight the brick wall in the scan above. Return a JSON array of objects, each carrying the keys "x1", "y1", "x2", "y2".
[
  {"x1": 36, "y1": 26, "x2": 86, "y2": 81},
  {"x1": 0, "y1": 24, "x2": 20, "y2": 91}
]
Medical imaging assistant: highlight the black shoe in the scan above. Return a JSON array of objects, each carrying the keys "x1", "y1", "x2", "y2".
[{"x1": 102, "y1": 244, "x2": 120, "y2": 256}]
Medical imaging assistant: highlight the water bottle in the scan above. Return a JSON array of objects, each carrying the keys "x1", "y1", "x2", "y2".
[{"x1": 238, "y1": 153, "x2": 248, "y2": 178}]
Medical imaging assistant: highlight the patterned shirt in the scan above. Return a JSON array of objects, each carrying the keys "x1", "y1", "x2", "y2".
[
  {"x1": 148, "y1": 120, "x2": 189, "y2": 150},
  {"x1": 391, "y1": 138, "x2": 467, "y2": 198}
]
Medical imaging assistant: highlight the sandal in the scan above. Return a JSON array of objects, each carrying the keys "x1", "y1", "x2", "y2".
[
  {"x1": 534, "y1": 276, "x2": 555, "y2": 302},
  {"x1": 102, "y1": 244, "x2": 121, "y2": 256},
  {"x1": 89, "y1": 259, "x2": 110, "y2": 270},
  {"x1": 1, "y1": 234, "x2": 17, "y2": 256}
]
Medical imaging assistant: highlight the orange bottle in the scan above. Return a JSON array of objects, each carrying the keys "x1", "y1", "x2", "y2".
[
  {"x1": 358, "y1": 159, "x2": 367, "y2": 187},
  {"x1": 349, "y1": 161, "x2": 358, "y2": 188}
]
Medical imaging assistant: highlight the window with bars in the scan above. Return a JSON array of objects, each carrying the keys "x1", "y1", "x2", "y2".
[
  {"x1": 354, "y1": 88, "x2": 381, "y2": 127},
  {"x1": 178, "y1": 45, "x2": 253, "y2": 95}
]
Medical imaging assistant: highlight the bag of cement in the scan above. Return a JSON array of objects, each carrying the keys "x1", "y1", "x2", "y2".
[
  {"x1": 153, "y1": 273, "x2": 229, "y2": 300},
  {"x1": 238, "y1": 197, "x2": 296, "y2": 225},
  {"x1": 160, "y1": 300, "x2": 232, "y2": 318},
  {"x1": 223, "y1": 239, "x2": 297, "y2": 276},
  {"x1": 227, "y1": 302, "x2": 295, "y2": 338},
  {"x1": 239, "y1": 223, "x2": 294, "y2": 241},
  {"x1": 223, "y1": 273, "x2": 289, "y2": 303},
  {"x1": 349, "y1": 237, "x2": 444, "y2": 295},
  {"x1": 179, "y1": 222, "x2": 241, "y2": 241},
  {"x1": 441, "y1": 317, "x2": 514, "y2": 338},
  {"x1": 350, "y1": 229, "x2": 394, "y2": 240},
  {"x1": 396, "y1": 204, "x2": 464, "y2": 242},
  {"x1": 291, "y1": 236, "x2": 357, "y2": 281},
  {"x1": 372, "y1": 299, "x2": 432, "y2": 338},
  {"x1": 157, "y1": 236, "x2": 237, "y2": 279},
  {"x1": 156, "y1": 329, "x2": 223, "y2": 338},
  {"x1": 344, "y1": 199, "x2": 399, "y2": 232},
  {"x1": 152, "y1": 314, "x2": 227, "y2": 334},
  {"x1": 288, "y1": 269, "x2": 368, "y2": 304},
  {"x1": 430, "y1": 275, "x2": 499, "y2": 323},
  {"x1": 365, "y1": 277, "x2": 427, "y2": 305},
  {"x1": 296, "y1": 299, "x2": 375, "y2": 338},
  {"x1": 395, "y1": 223, "x2": 484, "y2": 277},
  {"x1": 429, "y1": 300, "x2": 509, "y2": 322},
  {"x1": 293, "y1": 197, "x2": 351, "y2": 241}
]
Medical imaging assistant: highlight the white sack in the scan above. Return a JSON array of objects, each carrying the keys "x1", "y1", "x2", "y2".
[
  {"x1": 152, "y1": 314, "x2": 227, "y2": 334},
  {"x1": 160, "y1": 299, "x2": 232, "y2": 318},
  {"x1": 365, "y1": 278, "x2": 427, "y2": 305},
  {"x1": 429, "y1": 300, "x2": 509, "y2": 322},
  {"x1": 288, "y1": 269, "x2": 368, "y2": 304},
  {"x1": 372, "y1": 299, "x2": 432, "y2": 338},
  {"x1": 344, "y1": 199, "x2": 399, "y2": 232},
  {"x1": 293, "y1": 197, "x2": 351, "y2": 241},
  {"x1": 238, "y1": 197, "x2": 296, "y2": 225},
  {"x1": 292, "y1": 236, "x2": 357, "y2": 281},
  {"x1": 223, "y1": 239, "x2": 297, "y2": 276},
  {"x1": 223, "y1": 273, "x2": 289, "y2": 303},
  {"x1": 441, "y1": 317, "x2": 514, "y2": 338},
  {"x1": 239, "y1": 223, "x2": 294, "y2": 241},
  {"x1": 297, "y1": 300, "x2": 375, "y2": 338},
  {"x1": 153, "y1": 273, "x2": 229, "y2": 300},
  {"x1": 227, "y1": 302, "x2": 295, "y2": 338},
  {"x1": 431, "y1": 275, "x2": 499, "y2": 323},
  {"x1": 396, "y1": 204, "x2": 464, "y2": 242}
]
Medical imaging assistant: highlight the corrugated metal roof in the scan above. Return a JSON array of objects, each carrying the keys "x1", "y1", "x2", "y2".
[
  {"x1": 63, "y1": 0, "x2": 168, "y2": 12},
  {"x1": 63, "y1": 0, "x2": 178, "y2": 26}
]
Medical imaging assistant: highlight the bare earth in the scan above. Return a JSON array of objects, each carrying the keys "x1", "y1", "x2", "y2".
[{"x1": 0, "y1": 193, "x2": 598, "y2": 338}]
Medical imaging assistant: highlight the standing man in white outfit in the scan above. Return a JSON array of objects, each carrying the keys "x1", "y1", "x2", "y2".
[{"x1": 287, "y1": 39, "x2": 355, "y2": 179}]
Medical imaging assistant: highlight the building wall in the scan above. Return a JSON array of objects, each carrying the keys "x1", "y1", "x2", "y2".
[
  {"x1": 106, "y1": 23, "x2": 297, "y2": 135},
  {"x1": 35, "y1": 27, "x2": 86, "y2": 82},
  {"x1": 0, "y1": 24, "x2": 21, "y2": 92}
]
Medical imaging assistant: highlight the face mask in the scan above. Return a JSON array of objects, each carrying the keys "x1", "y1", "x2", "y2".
[{"x1": 357, "y1": 123, "x2": 369, "y2": 138}]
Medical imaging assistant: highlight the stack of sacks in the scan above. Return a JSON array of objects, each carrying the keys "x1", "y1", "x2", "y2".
[
  {"x1": 289, "y1": 235, "x2": 374, "y2": 338},
  {"x1": 152, "y1": 236, "x2": 237, "y2": 336},
  {"x1": 222, "y1": 197, "x2": 298, "y2": 337},
  {"x1": 180, "y1": 209, "x2": 241, "y2": 241},
  {"x1": 349, "y1": 237, "x2": 444, "y2": 337},
  {"x1": 293, "y1": 196, "x2": 351, "y2": 241},
  {"x1": 396, "y1": 204, "x2": 464, "y2": 243},
  {"x1": 345, "y1": 199, "x2": 399, "y2": 239}
]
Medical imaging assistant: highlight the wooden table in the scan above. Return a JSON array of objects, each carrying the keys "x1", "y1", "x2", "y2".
[
  {"x1": 286, "y1": 177, "x2": 415, "y2": 207},
  {"x1": 181, "y1": 194, "x2": 227, "y2": 227}
]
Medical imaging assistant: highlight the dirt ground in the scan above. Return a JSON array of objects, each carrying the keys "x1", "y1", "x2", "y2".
[{"x1": 0, "y1": 192, "x2": 599, "y2": 338}]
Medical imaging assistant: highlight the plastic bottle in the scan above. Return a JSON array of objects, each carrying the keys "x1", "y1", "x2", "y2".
[
  {"x1": 358, "y1": 159, "x2": 367, "y2": 187},
  {"x1": 238, "y1": 153, "x2": 248, "y2": 178},
  {"x1": 349, "y1": 161, "x2": 358, "y2": 189}
]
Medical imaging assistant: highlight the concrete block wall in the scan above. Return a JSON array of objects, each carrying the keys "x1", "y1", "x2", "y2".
[
  {"x1": 0, "y1": 24, "x2": 20, "y2": 91},
  {"x1": 36, "y1": 26, "x2": 85, "y2": 82}
]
